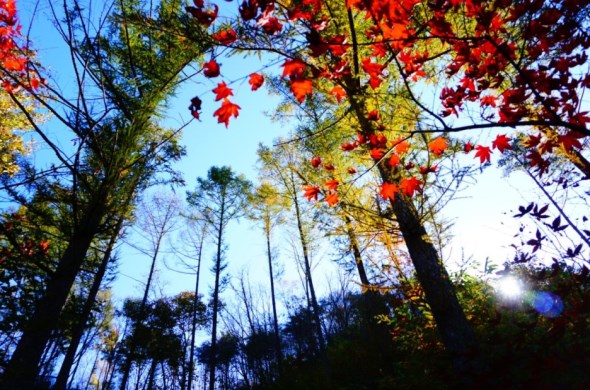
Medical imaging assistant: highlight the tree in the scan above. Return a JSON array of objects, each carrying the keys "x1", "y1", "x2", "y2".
[
  {"x1": 0, "y1": 0, "x2": 209, "y2": 386},
  {"x1": 187, "y1": 166, "x2": 252, "y2": 390},
  {"x1": 118, "y1": 192, "x2": 181, "y2": 389},
  {"x1": 247, "y1": 182, "x2": 286, "y2": 371}
]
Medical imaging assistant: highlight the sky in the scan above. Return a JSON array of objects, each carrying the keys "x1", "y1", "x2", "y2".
[{"x1": 12, "y1": 0, "x2": 549, "y2": 314}]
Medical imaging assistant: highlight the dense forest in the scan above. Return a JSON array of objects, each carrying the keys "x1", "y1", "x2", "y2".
[{"x1": 1, "y1": 0, "x2": 590, "y2": 389}]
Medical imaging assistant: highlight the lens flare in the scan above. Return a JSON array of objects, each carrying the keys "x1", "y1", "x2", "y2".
[{"x1": 531, "y1": 291, "x2": 564, "y2": 318}]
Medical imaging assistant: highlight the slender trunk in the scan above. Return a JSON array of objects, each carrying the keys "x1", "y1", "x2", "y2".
[
  {"x1": 343, "y1": 215, "x2": 370, "y2": 287},
  {"x1": 291, "y1": 178, "x2": 325, "y2": 353},
  {"x1": 146, "y1": 360, "x2": 157, "y2": 390},
  {"x1": 265, "y1": 221, "x2": 283, "y2": 370},
  {"x1": 2, "y1": 206, "x2": 105, "y2": 389},
  {"x1": 120, "y1": 235, "x2": 164, "y2": 390},
  {"x1": 68, "y1": 329, "x2": 94, "y2": 388},
  {"x1": 187, "y1": 227, "x2": 205, "y2": 390},
  {"x1": 209, "y1": 201, "x2": 226, "y2": 390},
  {"x1": 54, "y1": 220, "x2": 121, "y2": 389}
]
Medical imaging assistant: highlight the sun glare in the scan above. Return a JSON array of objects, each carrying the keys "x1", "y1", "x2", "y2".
[{"x1": 495, "y1": 276, "x2": 523, "y2": 299}]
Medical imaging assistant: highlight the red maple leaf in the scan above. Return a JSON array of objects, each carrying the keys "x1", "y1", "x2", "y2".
[
  {"x1": 399, "y1": 177, "x2": 423, "y2": 197},
  {"x1": 380, "y1": 182, "x2": 399, "y2": 201},
  {"x1": 213, "y1": 28, "x2": 238, "y2": 45},
  {"x1": 388, "y1": 154, "x2": 400, "y2": 167},
  {"x1": 324, "y1": 179, "x2": 339, "y2": 191},
  {"x1": 290, "y1": 78, "x2": 313, "y2": 102},
  {"x1": 341, "y1": 142, "x2": 356, "y2": 152},
  {"x1": 186, "y1": 4, "x2": 218, "y2": 27},
  {"x1": 558, "y1": 131, "x2": 584, "y2": 152},
  {"x1": 330, "y1": 86, "x2": 346, "y2": 103},
  {"x1": 428, "y1": 137, "x2": 448, "y2": 156},
  {"x1": 311, "y1": 156, "x2": 322, "y2": 168},
  {"x1": 212, "y1": 82, "x2": 233, "y2": 101},
  {"x1": 282, "y1": 58, "x2": 307, "y2": 79},
  {"x1": 474, "y1": 145, "x2": 492, "y2": 164},
  {"x1": 464, "y1": 142, "x2": 473, "y2": 153},
  {"x1": 213, "y1": 98, "x2": 241, "y2": 127},
  {"x1": 324, "y1": 164, "x2": 335, "y2": 171},
  {"x1": 492, "y1": 134, "x2": 512, "y2": 153},
  {"x1": 303, "y1": 185, "x2": 321, "y2": 201},
  {"x1": 367, "y1": 110, "x2": 380, "y2": 121},
  {"x1": 203, "y1": 59, "x2": 220, "y2": 78},
  {"x1": 249, "y1": 73, "x2": 264, "y2": 91},
  {"x1": 370, "y1": 148, "x2": 385, "y2": 160},
  {"x1": 347, "y1": 167, "x2": 357, "y2": 174},
  {"x1": 325, "y1": 192, "x2": 339, "y2": 206},
  {"x1": 420, "y1": 165, "x2": 438, "y2": 175},
  {"x1": 392, "y1": 137, "x2": 410, "y2": 154}
]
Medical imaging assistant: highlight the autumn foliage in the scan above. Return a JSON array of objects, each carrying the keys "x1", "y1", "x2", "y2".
[{"x1": 185, "y1": 0, "x2": 590, "y2": 208}]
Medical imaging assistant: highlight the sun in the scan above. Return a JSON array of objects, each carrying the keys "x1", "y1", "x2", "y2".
[{"x1": 495, "y1": 276, "x2": 523, "y2": 299}]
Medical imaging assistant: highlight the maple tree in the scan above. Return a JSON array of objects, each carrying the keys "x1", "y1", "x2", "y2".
[{"x1": 183, "y1": 0, "x2": 590, "y2": 377}]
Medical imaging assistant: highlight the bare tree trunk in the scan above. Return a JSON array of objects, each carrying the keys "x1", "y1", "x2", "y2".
[
  {"x1": 187, "y1": 225, "x2": 205, "y2": 390},
  {"x1": 209, "y1": 201, "x2": 226, "y2": 390},
  {"x1": 265, "y1": 224, "x2": 283, "y2": 370}
]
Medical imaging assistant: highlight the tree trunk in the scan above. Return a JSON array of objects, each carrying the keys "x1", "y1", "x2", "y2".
[
  {"x1": 187, "y1": 226, "x2": 205, "y2": 390},
  {"x1": 119, "y1": 236, "x2": 163, "y2": 390},
  {"x1": 389, "y1": 190, "x2": 477, "y2": 364},
  {"x1": 209, "y1": 201, "x2": 226, "y2": 390},
  {"x1": 2, "y1": 207, "x2": 104, "y2": 389},
  {"x1": 265, "y1": 222, "x2": 283, "y2": 370},
  {"x1": 54, "y1": 221, "x2": 121, "y2": 389},
  {"x1": 291, "y1": 178, "x2": 325, "y2": 353}
]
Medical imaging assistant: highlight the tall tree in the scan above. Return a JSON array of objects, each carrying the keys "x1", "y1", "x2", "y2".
[
  {"x1": 118, "y1": 192, "x2": 181, "y2": 390},
  {"x1": 186, "y1": 166, "x2": 251, "y2": 390},
  {"x1": 0, "y1": 0, "x2": 209, "y2": 387},
  {"x1": 247, "y1": 182, "x2": 286, "y2": 371}
]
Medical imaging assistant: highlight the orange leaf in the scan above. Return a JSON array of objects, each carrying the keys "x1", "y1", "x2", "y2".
[
  {"x1": 492, "y1": 134, "x2": 512, "y2": 153},
  {"x1": 203, "y1": 59, "x2": 220, "y2": 78},
  {"x1": 325, "y1": 192, "x2": 339, "y2": 206},
  {"x1": 290, "y1": 78, "x2": 313, "y2": 102},
  {"x1": 282, "y1": 58, "x2": 307, "y2": 79},
  {"x1": 330, "y1": 86, "x2": 347, "y2": 103},
  {"x1": 399, "y1": 177, "x2": 423, "y2": 197},
  {"x1": 474, "y1": 145, "x2": 492, "y2": 164},
  {"x1": 249, "y1": 73, "x2": 264, "y2": 91},
  {"x1": 212, "y1": 28, "x2": 238, "y2": 45},
  {"x1": 303, "y1": 185, "x2": 321, "y2": 201},
  {"x1": 213, "y1": 98, "x2": 241, "y2": 127},
  {"x1": 212, "y1": 81, "x2": 233, "y2": 101},
  {"x1": 324, "y1": 179, "x2": 339, "y2": 191},
  {"x1": 388, "y1": 154, "x2": 400, "y2": 167},
  {"x1": 370, "y1": 148, "x2": 385, "y2": 160},
  {"x1": 380, "y1": 182, "x2": 399, "y2": 201},
  {"x1": 392, "y1": 137, "x2": 410, "y2": 154},
  {"x1": 428, "y1": 137, "x2": 448, "y2": 156}
]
